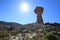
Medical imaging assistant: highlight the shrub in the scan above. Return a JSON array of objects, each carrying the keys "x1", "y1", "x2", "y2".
[
  {"x1": 45, "y1": 32, "x2": 53, "y2": 38},
  {"x1": 45, "y1": 32, "x2": 58, "y2": 40}
]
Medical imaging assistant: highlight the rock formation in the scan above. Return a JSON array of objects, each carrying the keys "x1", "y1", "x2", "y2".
[{"x1": 34, "y1": 6, "x2": 44, "y2": 24}]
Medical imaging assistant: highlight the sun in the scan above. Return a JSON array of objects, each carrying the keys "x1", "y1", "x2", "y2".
[{"x1": 20, "y1": 2, "x2": 29, "y2": 12}]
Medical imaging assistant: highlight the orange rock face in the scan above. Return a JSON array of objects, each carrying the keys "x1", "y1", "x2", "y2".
[{"x1": 34, "y1": 6, "x2": 44, "y2": 24}]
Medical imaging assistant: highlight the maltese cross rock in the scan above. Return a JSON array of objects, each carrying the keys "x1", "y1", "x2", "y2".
[{"x1": 34, "y1": 6, "x2": 44, "y2": 24}]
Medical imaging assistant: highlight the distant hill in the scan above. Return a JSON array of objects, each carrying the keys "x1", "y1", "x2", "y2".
[{"x1": 0, "y1": 21, "x2": 22, "y2": 30}]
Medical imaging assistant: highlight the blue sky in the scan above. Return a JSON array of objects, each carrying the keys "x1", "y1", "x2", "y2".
[{"x1": 0, "y1": 0, "x2": 60, "y2": 24}]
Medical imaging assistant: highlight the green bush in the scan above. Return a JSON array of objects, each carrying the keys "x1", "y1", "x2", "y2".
[
  {"x1": 45, "y1": 32, "x2": 53, "y2": 38},
  {"x1": 10, "y1": 31, "x2": 18, "y2": 36},
  {"x1": 45, "y1": 32, "x2": 58, "y2": 40}
]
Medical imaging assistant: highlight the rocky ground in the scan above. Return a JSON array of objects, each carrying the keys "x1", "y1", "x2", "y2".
[{"x1": 0, "y1": 21, "x2": 60, "y2": 40}]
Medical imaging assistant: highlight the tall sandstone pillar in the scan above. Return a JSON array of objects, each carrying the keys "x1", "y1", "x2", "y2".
[{"x1": 34, "y1": 6, "x2": 44, "y2": 24}]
